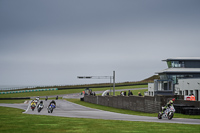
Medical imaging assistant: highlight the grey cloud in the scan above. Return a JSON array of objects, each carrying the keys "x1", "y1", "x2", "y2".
[{"x1": 0, "y1": 0, "x2": 200, "y2": 87}]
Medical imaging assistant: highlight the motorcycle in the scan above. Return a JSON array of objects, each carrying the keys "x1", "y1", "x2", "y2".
[
  {"x1": 158, "y1": 105, "x2": 175, "y2": 120},
  {"x1": 47, "y1": 103, "x2": 55, "y2": 113},
  {"x1": 37, "y1": 104, "x2": 44, "y2": 113},
  {"x1": 34, "y1": 100, "x2": 38, "y2": 105},
  {"x1": 45, "y1": 96, "x2": 48, "y2": 101},
  {"x1": 31, "y1": 104, "x2": 36, "y2": 111}
]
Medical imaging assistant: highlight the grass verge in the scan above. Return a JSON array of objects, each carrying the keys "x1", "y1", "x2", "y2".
[
  {"x1": 0, "y1": 99, "x2": 29, "y2": 103},
  {"x1": 0, "y1": 106, "x2": 199, "y2": 133}
]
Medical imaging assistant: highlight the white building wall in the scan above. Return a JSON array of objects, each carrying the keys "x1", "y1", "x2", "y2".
[
  {"x1": 147, "y1": 83, "x2": 154, "y2": 96},
  {"x1": 175, "y1": 78, "x2": 200, "y2": 101}
]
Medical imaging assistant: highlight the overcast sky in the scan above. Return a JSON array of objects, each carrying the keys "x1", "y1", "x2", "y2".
[{"x1": 0, "y1": 0, "x2": 200, "y2": 87}]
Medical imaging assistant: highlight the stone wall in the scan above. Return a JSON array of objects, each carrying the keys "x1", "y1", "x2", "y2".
[{"x1": 84, "y1": 94, "x2": 200, "y2": 113}]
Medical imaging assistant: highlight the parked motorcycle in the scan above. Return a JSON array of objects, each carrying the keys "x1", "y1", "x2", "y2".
[
  {"x1": 47, "y1": 103, "x2": 55, "y2": 113},
  {"x1": 158, "y1": 105, "x2": 175, "y2": 120}
]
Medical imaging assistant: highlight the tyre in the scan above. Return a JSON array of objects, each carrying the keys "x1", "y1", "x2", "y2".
[
  {"x1": 51, "y1": 109, "x2": 53, "y2": 113},
  {"x1": 168, "y1": 111, "x2": 174, "y2": 120},
  {"x1": 38, "y1": 108, "x2": 41, "y2": 113},
  {"x1": 158, "y1": 112, "x2": 162, "y2": 119}
]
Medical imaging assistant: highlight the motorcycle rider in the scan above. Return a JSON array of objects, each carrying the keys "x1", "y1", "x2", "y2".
[
  {"x1": 35, "y1": 96, "x2": 40, "y2": 103},
  {"x1": 31, "y1": 100, "x2": 36, "y2": 107},
  {"x1": 45, "y1": 96, "x2": 48, "y2": 101},
  {"x1": 161, "y1": 98, "x2": 175, "y2": 114},
  {"x1": 37, "y1": 101, "x2": 44, "y2": 108},
  {"x1": 49, "y1": 100, "x2": 56, "y2": 108}
]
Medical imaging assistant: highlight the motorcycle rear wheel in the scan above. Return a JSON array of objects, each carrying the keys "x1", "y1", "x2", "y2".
[{"x1": 158, "y1": 112, "x2": 162, "y2": 119}]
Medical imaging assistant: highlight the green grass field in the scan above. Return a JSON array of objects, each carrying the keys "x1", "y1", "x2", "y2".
[{"x1": 0, "y1": 106, "x2": 199, "y2": 133}]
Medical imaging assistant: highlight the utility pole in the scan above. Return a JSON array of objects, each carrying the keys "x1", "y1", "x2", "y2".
[{"x1": 113, "y1": 71, "x2": 115, "y2": 96}]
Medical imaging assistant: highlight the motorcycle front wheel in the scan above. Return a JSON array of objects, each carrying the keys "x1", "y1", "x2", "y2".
[{"x1": 168, "y1": 111, "x2": 174, "y2": 120}]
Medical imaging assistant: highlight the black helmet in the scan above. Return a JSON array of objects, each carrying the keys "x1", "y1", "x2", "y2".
[{"x1": 40, "y1": 101, "x2": 43, "y2": 103}]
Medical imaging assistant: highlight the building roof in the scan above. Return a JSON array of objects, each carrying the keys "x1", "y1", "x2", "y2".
[
  {"x1": 162, "y1": 57, "x2": 200, "y2": 61},
  {"x1": 156, "y1": 68, "x2": 200, "y2": 74}
]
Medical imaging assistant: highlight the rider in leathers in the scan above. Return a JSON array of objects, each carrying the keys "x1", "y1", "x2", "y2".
[
  {"x1": 49, "y1": 100, "x2": 56, "y2": 108},
  {"x1": 31, "y1": 100, "x2": 36, "y2": 107},
  {"x1": 37, "y1": 101, "x2": 44, "y2": 108},
  {"x1": 162, "y1": 98, "x2": 175, "y2": 114}
]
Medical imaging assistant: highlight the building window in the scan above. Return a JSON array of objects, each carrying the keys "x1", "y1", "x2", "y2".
[
  {"x1": 167, "y1": 61, "x2": 171, "y2": 68},
  {"x1": 160, "y1": 74, "x2": 168, "y2": 80},
  {"x1": 190, "y1": 90, "x2": 193, "y2": 95},
  {"x1": 185, "y1": 90, "x2": 188, "y2": 95},
  {"x1": 180, "y1": 61, "x2": 185, "y2": 67},
  {"x1": 168, "y1": 75, "x2": 194, "y2": 84},
  {"x1": 172, "y1": 75, "x2": 177, "y2": 84},
  {"x1": 169, "y1": 61, "x2": 185, "y2": 68}
]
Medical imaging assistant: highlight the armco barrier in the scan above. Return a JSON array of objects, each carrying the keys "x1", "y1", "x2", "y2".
[
  {"x1": 0, "y1": 88, "x2": 58, "y2": 94},
  {"x1": 0, "y1": 97, "x2": 30, "y2": 100}
]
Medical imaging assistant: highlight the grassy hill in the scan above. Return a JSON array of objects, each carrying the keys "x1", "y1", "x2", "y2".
[{"x1": 140, "y1": 74, "x2": 160, "y2": 82}]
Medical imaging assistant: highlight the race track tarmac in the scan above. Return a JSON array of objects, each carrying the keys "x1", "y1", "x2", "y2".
[{"x1": 1, "y1": 99, "x2": 200, "y2": 125}]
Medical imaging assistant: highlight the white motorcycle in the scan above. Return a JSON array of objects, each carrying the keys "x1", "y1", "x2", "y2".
[
  {"x1": 158, "y1": 105, "x2": 175, "y2": 120},
  {"x1": 37, "y1": 104, "x2": 44, "y2": 113}
]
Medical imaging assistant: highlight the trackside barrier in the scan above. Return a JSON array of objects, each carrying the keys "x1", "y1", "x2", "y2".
[{"x1": 0, "y1": 88, "x2": 58, "y2": 94}]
